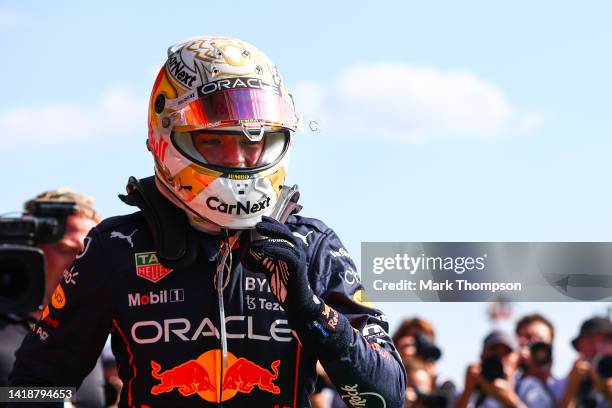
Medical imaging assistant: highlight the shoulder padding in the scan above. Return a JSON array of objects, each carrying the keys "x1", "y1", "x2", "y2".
[{"x1": 94, "y1": 212, "x2": 146, "y2": 233}]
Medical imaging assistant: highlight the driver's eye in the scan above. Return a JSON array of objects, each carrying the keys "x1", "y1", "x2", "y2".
[{"x1": 197, "y1": 139, "x2": 221, "y2": 146}]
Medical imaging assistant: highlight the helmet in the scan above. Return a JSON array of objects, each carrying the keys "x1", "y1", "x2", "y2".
[{"x1": 147, "y1": 36, "x2": 299, "y2": 230}]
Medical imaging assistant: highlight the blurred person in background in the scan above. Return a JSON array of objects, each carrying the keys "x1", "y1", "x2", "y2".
[
  {"x1": 393, "y1": 318, "x2": 456, "y2": 408},
  {"x1": 456, "y1": 330, "x2": 525, "y2": 408},
  {"x1": 0, "y1": 189, "x2": 108, "y2": 407},
  {"x1": 560, "y1": 316, "x2": 612, "y2": 408},
  {"x1": 514, "y1": 313, "x2": 563, "y2": 407}
]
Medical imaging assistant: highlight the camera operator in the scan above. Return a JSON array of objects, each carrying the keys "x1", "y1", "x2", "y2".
[
  {"x1": 393, "y1": 318, "x2": 456, "y2": 408},
  {"x1": 456, "y1": 330, "x2": 525, "y2": 408},
  {"x1": 0, "y1": 188, "x2": 106, "y2": 407},
  {"x1": 559, "y1": 316, "x2": 612, "y2": 408},
  {"x1": 514, "y1": 313, "x2": 563, "y2": 407}
]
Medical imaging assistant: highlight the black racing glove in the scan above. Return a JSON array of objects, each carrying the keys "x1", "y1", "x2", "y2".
[
  {"x1": 243, "y1": 217, "x2": 352, "y2": 356},
  {"x1": 244, "y1": 216, "x2": 321, "y2": 318}
]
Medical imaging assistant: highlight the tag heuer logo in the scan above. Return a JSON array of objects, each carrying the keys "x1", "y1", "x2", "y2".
[{"x1": 135, "y1": 252, "x2": 173, "y2": 283}]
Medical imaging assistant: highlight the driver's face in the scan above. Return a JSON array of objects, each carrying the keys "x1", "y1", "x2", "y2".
[{"x1": 191, "y1": 132, "x2": 265, "y2": 168}]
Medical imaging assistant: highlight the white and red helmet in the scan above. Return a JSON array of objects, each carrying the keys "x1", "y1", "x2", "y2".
[{"x1": 147, "y1": 36, "x2": 299, "y2": 230}]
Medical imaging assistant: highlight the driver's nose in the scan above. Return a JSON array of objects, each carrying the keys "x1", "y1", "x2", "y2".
[{"x1": 218, "y1": 139, "x2": 246, "y2": 168}]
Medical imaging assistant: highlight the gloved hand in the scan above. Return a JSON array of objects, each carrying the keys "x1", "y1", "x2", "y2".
[
  {"x1": 243, "y1": 216, "x2": 322, "y2": 318},
  {"x1": 244, "y1": 216, "x2": 352, "y2": 356}
]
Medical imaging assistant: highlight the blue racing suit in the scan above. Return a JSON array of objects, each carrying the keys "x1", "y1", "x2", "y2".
[{"x1": 10, "y1": 211, "x2": 406, "y2": 408}]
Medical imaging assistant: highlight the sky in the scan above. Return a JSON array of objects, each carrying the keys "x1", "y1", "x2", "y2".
[{"x1": 1, "y1": 0, "x2": 611, "y2": 387}]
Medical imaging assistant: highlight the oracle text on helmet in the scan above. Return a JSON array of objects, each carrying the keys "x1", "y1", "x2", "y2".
[{"x1": 197, "y1": 77, "x2": 280, "y2": 97}]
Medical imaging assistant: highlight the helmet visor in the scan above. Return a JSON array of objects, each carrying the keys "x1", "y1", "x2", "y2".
[
  {"x1": 172, "y1": 130, "x2": 288, "y2": 171},
  {"x1": 169, "y1": 86, "x2": 298, "y2": 132}
]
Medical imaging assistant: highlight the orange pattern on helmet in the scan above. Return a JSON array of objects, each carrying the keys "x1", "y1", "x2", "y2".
[
  {"x1": 264, "y1": 166, "x2": 286, "y2": 197},
  {"x1": 155, "y1": 161, "x2": 222, "y2": 202}
]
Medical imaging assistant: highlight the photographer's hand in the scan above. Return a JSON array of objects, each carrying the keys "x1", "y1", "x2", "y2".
[
  {"x1": 465, "y1": 364, "x2": 482, "y2": 392},
  {"x1": 593, "y1": 363, "x2": 612, "y2": 403},
  {"x1": 455, "y1": 364, "x2": 482, "y2": 408},
  {"x1": 559, "y1": 355, "x2": 591, "y2": 408},
  {"x1": 593, "y1": 375, "x2": 612, "y2": 403},
  {"x1": 480, "y1": 378, "x2": 526, "y2": 408}
]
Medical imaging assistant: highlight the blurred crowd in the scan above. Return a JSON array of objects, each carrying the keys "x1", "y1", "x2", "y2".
[{"x1": 312, "y1": 312, "x2": 612, "y2": 408}]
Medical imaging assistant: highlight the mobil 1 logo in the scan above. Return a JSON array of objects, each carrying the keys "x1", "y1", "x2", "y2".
[{"x1": 128, "y1": 289, "x2": 185, "y2": 307}]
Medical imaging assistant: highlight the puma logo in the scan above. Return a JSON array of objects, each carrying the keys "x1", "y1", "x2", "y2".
[
  {"x1": 292, "y1": 231, "x2": 314, "y2": 246},
  {"x1": 110, "y1": 229, "x2": 138, "y2": 248}
]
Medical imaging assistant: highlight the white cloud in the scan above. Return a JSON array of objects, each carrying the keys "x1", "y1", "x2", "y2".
[
  {"x1": 0, "y1": 86, "x2": 146, "y2": 147},
  {"x1": 293, "y1": 63, "x2": 541, "y2": 142}
]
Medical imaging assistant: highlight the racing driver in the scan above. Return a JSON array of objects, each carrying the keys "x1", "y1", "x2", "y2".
[{"x1": 10, "y1": 36, "x2": 407, "y2": 408}]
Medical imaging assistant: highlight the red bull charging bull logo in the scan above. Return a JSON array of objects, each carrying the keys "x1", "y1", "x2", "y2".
[{"x1": 150, "y1": 349, "x2": 280, "y2": 402}]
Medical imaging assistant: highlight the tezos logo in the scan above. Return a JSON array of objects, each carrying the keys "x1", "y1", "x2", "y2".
[
  {"x1": 128, "y1": 289, "x2": 184, "y2": 307},
  {"x1": 206, "y1": 196, "x2": 270, "y2": 215}
]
